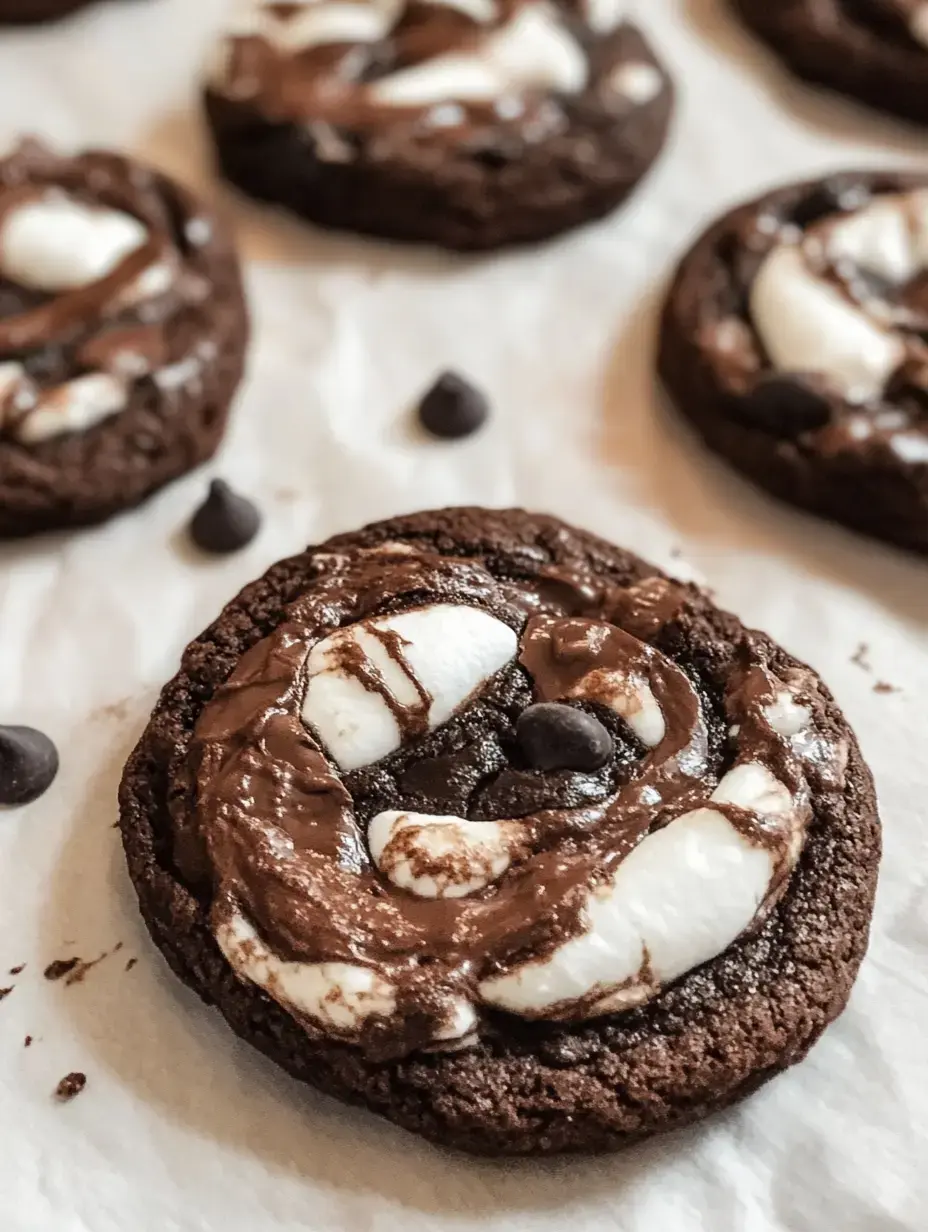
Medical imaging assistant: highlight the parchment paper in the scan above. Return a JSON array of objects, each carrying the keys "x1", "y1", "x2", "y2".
[{"x1": 1, "y1": 1, "x2": 927, "y2": 1228}]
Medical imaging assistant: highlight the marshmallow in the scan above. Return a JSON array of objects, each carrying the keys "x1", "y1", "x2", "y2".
[
  {"x1": 302, "y1": 604, "x2": 517, "y2": 771},
  {"x1": 764, "y1": 690, "x2": 812, "y2": 738},
  {"x1": 750, "y1": 191, "x2": 928, "y2": 402},
  {"x1": 750, "y1": 242, "x2": 905, "y2": 403},
  {"x1": 891, "y1": 432, "x2": 928, "y2": 464},
  {"x1": 913, "y1": 4, "x2": 928, "y2": 46},
  {"x1": 13, "y1": 373, "x2": 127, "y2": 444},
  {"x1": 608, "y1": 62, "x2": 663, "y2": 105},
  {"x1": 228, "y1": 0, "x2": 400, "y2": 51},
  {"x1": 216, "y1": 908, "x2": 397, "y2": 1031},
  {"x1": 479, "y1": 805, "x2": 782, "y2": 1016},
  {"x1": 710, "y1": 761, "x2": 794, "y2": 818},
  {"x1": 592, "y1": 672, "x2": 665, "y2": 747},
  {"x1": 0, "y1": 193, "x2": 148, "y2": 293},
  {"x1": 368, "y1": 810, "x2": 520, "y2": 898},
  {"x1": 369, "y1": 4, "x2": 588, "y2": 105},
  {"x1": 583, "y1": 0, "x2": 626, "y2": 33},
  {"x1": 430, "y1": 0, "x2": 498, "y2": 21}
]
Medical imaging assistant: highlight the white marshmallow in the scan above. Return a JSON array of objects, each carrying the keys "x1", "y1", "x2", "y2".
[
  {"x1": 302, "y1": 604, "x2": 517, "y2": 771},
  {"x1": 594, "y1": 673, "x2": 665, "y2": 747},
  {"x1": 368, "y1": 810, "x2": 518, "y2": 898},
  {"x1": 216, "y1": 908, "x2": 397, "y2": 1032},
  {"x1": 432, "y1": 996, "x2": 479, "y2": 1042},
  {"x1": 369, "y1": 4, "x2": 588, "y2": 105},
  {"x1": 826, "y1": 191, "x2": 928, "y2": 286},
  {"x1": 750, "y1": 242, "x2": 905, "y2": 403},
  {"x1": 912, "y1": 4, "x2": 928, "y2": 47},
  {"x1": 0, "y1": 193, "x2": 148, "y2": 293},
  {"x1": 764, "y1": 690, "x2": 811, "y2": 738},
  {"x1": 479, "y1": 806, "x2": 779, "y2": 1016},
  {"x1": 228, "y1": 0, "x2": 399, "y2": 51},
  {"x1": 750, "y1": 191, "x2": 928, "y2": 402},
  {"x1": 891, "y1": 432, "x2": 928, "y2": 464},
  {"x1": 429, "y1": 0, "x2": 497, "y2": 22},
  {"x1": 608, "y1": 61, "x2": 663, "y2": 105},
  {"x1": 13, "y1": 373, "x2": 126, "y2": 444},
  {"x1": 583, "y1": 0, "x2": 626, "y2": 34},
  {"x1": 0, "y1": 361, "x2": 30, "y2": 429},
  {"x1": 710, "y1": 761, "x2": 794, "y2": 818}
]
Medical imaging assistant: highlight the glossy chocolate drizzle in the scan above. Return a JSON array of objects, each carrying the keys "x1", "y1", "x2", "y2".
[
  {"x1": 0, "y1": 140, "x2": 212, "y2": 441},
  {"x1": 212, "y1": 0, "x2": 658, "y2": 141},
  {"x1": 178, "y1": 542, "x2": 843, "y2": 1059}
]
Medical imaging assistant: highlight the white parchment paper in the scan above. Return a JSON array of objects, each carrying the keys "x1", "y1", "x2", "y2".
[{"x1": 1, "y1": 1, "x2": 927, "y2": 1227}]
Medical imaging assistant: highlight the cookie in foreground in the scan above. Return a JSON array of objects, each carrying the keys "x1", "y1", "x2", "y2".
[
  {"x1": 731, "y1": 0, "x2": 928, "y2": 127},
  {"x1": 659, "y1": 171, "x2": 928, "y2": 554},
  {"x1": 0, "y1": 139, "x2": 249, "y2": 538},
  {"x1": 203, "y1": 0, "x2": 673, "y2": 251},
  {"x1": 119, "y1": 507, "x2": 879, "y2": 1155}
]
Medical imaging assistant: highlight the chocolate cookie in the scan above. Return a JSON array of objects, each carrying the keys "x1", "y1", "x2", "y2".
[
  {"x1": 732, "y1": 0, "x2": 928, "y2": 127},
  {"x1": 0, "y1": 140, "x2": 248, "y2": 538},
  {"x1": 119, "y1": 507, "x2": 879, "y2": 1155},
  {"x1": 0, "y1": 0, "x2": 135, "y2": 22},
  {"x1": 203, "y1": 0, "x2": 673, "y2": 251},
  {"x1": 659, "y1": 172, "x2": 928, "y2": 554}
]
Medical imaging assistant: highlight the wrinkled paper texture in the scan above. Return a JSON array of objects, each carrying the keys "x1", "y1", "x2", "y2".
[{"x1": 0, "y1": 0, "x2": 926, "y2": 1228}]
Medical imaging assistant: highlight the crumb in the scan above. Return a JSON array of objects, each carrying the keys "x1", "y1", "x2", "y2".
[
  {"x1": 851, "y1": 642, "x2": 871, "y2": 671},
  {"x1": 44, "y1": 958, "x2": 80, "y2": 981},
  {"x1": 54, "y1": 1072, "x2": 86, "y2": 1102},
  {"x1": 45, "y1": 945, "x2": 123, "y2": 987},
  {"x1": 873, "y1": 681, "x2": 899, "y2": 694},
  {"x1": 125, "y1": 958, "x2": 138, "y2": 972},
  {"x1": 9, "y1": 964, "x2": 25, "y2": 976},
  {"x1": 24, "y1": 1035, "x2": 33, "y2": 1048},
  {"x1": 0, "y1": 987, "x2": 13, "y2": 1002},
  {"x1": 669, "y1": 547, "x2": 682, "y2": 559}
]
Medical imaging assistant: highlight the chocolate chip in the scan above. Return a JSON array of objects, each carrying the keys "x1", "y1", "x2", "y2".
[
  {"x1": 736, "y1": 374, "x2": 832, "y2": 436},
  {"x1": 417, "y1": 371, "x2": 489, "y2": 439},
  {"x1": 516, "y1": 703, "x2": 613, "y2": 773},
  {"x1": 189, "y1": 479, "x2": 260, "y2": 554},
  {"x1": 54, "y1": 1072, "x2": 86, "y2": 1102},
  {"x1": 0, "y1": 726, "x2": 59, "y2": 806}
]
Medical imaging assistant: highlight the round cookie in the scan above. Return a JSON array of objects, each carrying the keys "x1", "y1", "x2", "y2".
[
  {"x1": 659, "y1": 172, "x2": 928, "y2": 555},
  {"x1": 0, "y1": 139, "x2": 248, "y2": 538},
  {"x1": 203, "y1": 0, "x2": 673, "y2": 251},
  {"x1": 119, "y1": 506, "x2": 879, "y2": 1156},
  {"x1": 732, "y1": 0, "x2": 928, "y2": 127},
  {"x1": 0, "y1": 0, "x2": 134, "y2": 22}
]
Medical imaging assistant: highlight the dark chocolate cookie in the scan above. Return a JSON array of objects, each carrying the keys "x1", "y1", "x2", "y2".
[
  {"x1": 659, "y1": 171, "x2": 928, "y2": 555},
  {"x1": 202, "y1": 0, "x2": 673, "y2": 251},
  {"x1": 0, "y1": 139, "x2": 248, "y2": 538},
  {"x1": 732, "y1": 0, "x2": 928, "y2": 127},
  {"x1": 119, "y1": 507, "x2": 879, "y2": 1155},
  {"x1": 0, "y1": 0, "x2": 138, "y2": 22}
]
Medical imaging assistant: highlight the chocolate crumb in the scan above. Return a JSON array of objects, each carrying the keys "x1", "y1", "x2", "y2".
[
  {"x1": 125, "y1": 957, "x2": 138, "y2": 972},
  {"x1": 44, "y1": 958, "x2": 80, "y2": 981},
  {"x1": 55, "y1": 1072, "x2": 86, "y2": 1102},
  {"x1": 9, "y1": 964, "x2": 25, "y2": 975},
  {"x1": 851, "y1": 642, "x2": 871, "y2": 671},
  {"x1": 24, "y1": 1035, "x2": 32, "y2": 1048},
  {"x1": 0, "y1": 986, "x2": 13, "y2": 1001},
  {"x1": 873, "y1": 680, "x2": 899, "y2": 694}
]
